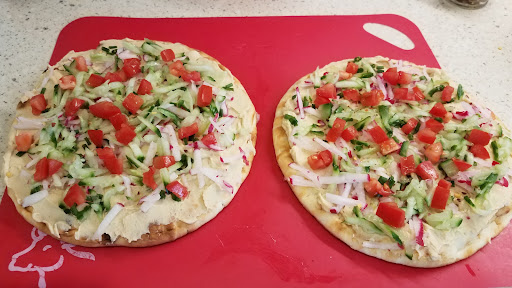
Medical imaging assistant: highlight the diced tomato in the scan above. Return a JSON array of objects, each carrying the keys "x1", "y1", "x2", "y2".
[
  {"x1": 160, "y1": 49, "x2": 176, "y2": 62},
  {"x1": 425, "y1": 118, "x2": 444, "y2": 133},
  {"x1": 379, "y1": 139, "x2": 400, "y2": 155},
  {"x1": 326, "y1": 118, "x2": 346, "y2": 142},
  {"x1": 467, "y1": 129, "x2": 492, "y2": 146},
  {"x1": 115, "y1": 124, "x2": 136, "y2": 145},
  {"x1": 397, "y1": 71, "x2": 412, "y2": 85},
  {"x1": 376, "y1": 202, "x2": 405, "y2": 228},
  {"x1": 429, "y1": 102, "x2": 447, "y2": 117},
  {"x1": 201, "y1": 132, "x2": 217, "y2": 146},
  {"x1": 197, "y1": 85, "x2": 213, "y2": 107},
  {"x1": 307, "y1": 150, "x2": 333, "y2": 170},
  {"x1": 122, "y1": 58, "x2": 141, "y2": 78},
  {"x1": 342, "y1": 89, "x2": 360, "y2": 102},
  {"x1": 431, "y1": 181, "x2": 451, "y2": 210},
  {"x1": 59, "y1": 75, "x2": 76, "y2": 90},
  {"x1": 341, "y1": 126, "x2": 358, "y2": 141},
  {"x1": 364, "y1": 178, "x2": 383, "y2": 197},
  {"x1": 47, "y1": 159, "x2": 63, "y2": 177},
  {"x1": 137, "y1": 79, "x2": 153, "y2": 95},
  {"x1": 417, "y1": 129, "x2": 437, "y2": 144},
  {"x1": 30, "y1": 94, "x2": 47, "y2": 115},
  {"x1": 382, "y1": 67, "x2": 398, "y2": 85},
  {"x1": 89, "y1": 101, "x2": 121, "y2": 119},
  {"x1": 96, "y1": 147, "x2": 116, "y2": 160},
  {"x1": 87, "y1": 130, "x2": 103, "y2": 147},
  {"x1": 338, "y1": 71, "x2": 352, "y2": 80},
  {"x1": 442, "y1": 112, "x2": 453, "y2": 123},
  {"x1": 153, "y1": 156, "x2": 176, "y2": 169},
  {"x1": 401, "y1": 118, "x2": 418, "y2": 135},
  {"x1": 346, "y1": 62, "x2": 359, "y2": 74},
  {"x1": 34, "y1": 157, "x2": 49, "y2": 182},
  {"x1": 74, "y1": 56, "x2": 88, "y2": 72},
  {"x1": 412, "y1": 86, "x2": 425, "y2": 100},
  {"x1": 169, "y1": 60, "x2": 185, "y2": 76},
  {"x1": 380, "y1": 183, "x2": 394, "y2": 197},
  {"x1": 177, "y1": 123, "x2": 198, "y2": 139},
  {"x1": 103, "y1": 157, "x2": 123, "y2": 175},
  {"x1": 64, "y1": 98, "x2": 85, "y2": 117},
  {"x1": 181, "y1": 70, "x2": 201, "y2": 83},
  {"x1": 143, "y1": 167, "x2": 158, "y2": 190},
  {"x1": 452, "y1": 157, "x2": 472, "y2": 172},
  {"x1": 109, "y1": 113, "x2": 129, "y2": 130},
  {"x1": 367, "y1": 126, "x2": 388, "y2": 144},
  {"x1": 393, "y1": 88, "x2": 412, "y2": 101},
  {"x1": 104, "y1": 72, "x2": 123, "y2": 83},
  {"x1": 360, "y1": 90, "x2": 384, "y2": 106},
  {"x1": 122, "y1": 93, "x2": 144, "y2": 114},
  {"x1": 15, "y1": 133, "x2": 32, "y2": 152},
  {"x1": 416, "y1": 161, "x2": 438, "y2": 180},
  {"x1": 314, "y1": 94, "x2": 331, "y2": 107},
  {"x1": 86, "y1": 74, "x2": 106, "y2": 87},
  {"x1": 316, "y1": 83, "x2": 337, "y2": 100},
  {"x1": 63, "y1": 184, "x2": 86, "y2": 207},
  {"x1": 469, "y1": 144, "x2": 490, "y2": 159},
  {"x1": 166, "y1": 181, "x2": 189, "y2": 200},
  {"x1": 441, "y1": 85, "x2": 454, "y2": 102},
  {"x1": 425, "y1": 142, "x2": 443, "y2": 164},
  {"x1": 400, "y1": 155, "x2": 416, "y2": 176}
]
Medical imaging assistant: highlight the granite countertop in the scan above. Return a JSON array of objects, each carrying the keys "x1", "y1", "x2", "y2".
[{"x1": 0, "y1": 0, "x2": 510, "y2": 201}]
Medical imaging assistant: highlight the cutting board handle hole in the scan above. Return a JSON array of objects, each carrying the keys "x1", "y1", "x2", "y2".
[{"x1": 363, "y1": 23, "x2": 415, "y2": 51}]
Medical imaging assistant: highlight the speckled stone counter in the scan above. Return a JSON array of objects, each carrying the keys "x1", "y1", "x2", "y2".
[{"x1": 0, "y1": 0, "x2": 510, "y2": 201}]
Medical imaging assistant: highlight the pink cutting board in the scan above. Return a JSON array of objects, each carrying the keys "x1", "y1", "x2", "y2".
[{"x1": 1, "y1": 15, "x2": 510, "y2": 287}]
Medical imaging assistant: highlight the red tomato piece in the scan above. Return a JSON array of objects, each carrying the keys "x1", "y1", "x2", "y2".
[
  {"x1": 136, "y1": 79, "x2": 153, "y2": 95},
  {"x1": 97, "y1": 147, "x2": 116, "y2": 160},
  {"x1": 342, "y1": 89, "x2": 360, "y2": 102},
  {"x1": 452, "y1": 157, "x2": 472, "y2": 172},
  {"x1": 109, "y1": 113, "x2": 129, "y2": 130},
  {"x1": 341, "y1": 126, "x2": 358, "y2": 141},
  {"x1": 364, "y1": 178, "x2": 383, "y2": 197},
  {"x1": 425, "y1": 142, "x2": 443, "y2": 164},
  {"x1": 177, "y1": 123, "x2": 199, "y2": 139},
  {"x1": 326, "y1": 118, "x2": 346, "y2": 142},
  {"x1": 59, "y1": 75, "x2": 76, "y2": 90},
  {"x1": 367, "y1": 126, "x2": 388, "y2": 144},
  {"x1": 160, "y1": 49, "x2": 176, "y2": 62},
  {"x1": 467, "y1": 129, "x2": 492, "y2": 146},
  {"x1": 401, "y1": 118, "x2": 418, "y2": 135},
  {"x1": 397, "y1": 71, "x2": 412, "y2": 85},
  {"x1": 417, "y1": 129, "x2": 437, "y2": 144},
  {"x1": 104, "y1": 72, "x2": 123, "y2": 83},
  {"x1": 438, "y1": 179, "x2": 451, "y2": 189},
  {"x1": 380, "y1": 183, "x2": 394, "y2": 197},
  {"x1": 15, "y1": 133, "x2": 32, "y2": 152},
  {"x1": 122, "y1": 93, "x2": 144, "y2": 114},
  {"x1": 314, "y1": 94, "x2": 331, "y2": 107},
  {"x1": 47, "y1": 159, "x2": 63, "y2": 177},
  {"x1": 103, "y1": 157, "x2": 123, "y2": 175},
  {"x1": 143, "y1": 167, "x2": 158, "y2": 190},
  {"x1": 400, "y1": 155, "x2": 416, "y2": 176},
  {"x1": 115, "y1": 124, "x2": 136, "y2": 145},
  {"x1": 392, "y1": 88, "x2": 412, "y2": 101},
  {"x1": 89, "y1": 101, "x2": 121, "y2": 119},
  {"x1": 425, "y1": 118, "x2": 444, "y2": 133},
  {"x1": 166, "y1": 181, "x2": 189, "y2": 200},
  {"x1": 383, "y1": 67, "x2": 398, "y2": 85},
  {"x1": 412, "y1": 86, "x2": 425, "y2": 101},
  {"x1": 307, "y1": 150, "x2": 333, "y2": 170},
  {"x1": 380, "y1": 139, "x2": 400, "y2": 155},
  {"x1": 122, "y1": 58, "x2": 141, "y2": 78},
  {"x1": 169, "y1": 60, "x2": 185, "y2": 76},
  {"x1": 442, "y1": 112, "x2": 453, "y2": 123},
  {"x1": 376, "y1": 202, "x2": 405, "y2": 228},
  {"x1": 153, "y1": 156, "x2": 176, "y2": 169},
  {"x1": 64, "y1": 98, "x2": 85, "y2": 117},
  {"x1": 86, "y1": 74, "x2": 106, "y2": 87},
  {"x1": 360, "y1": 90, "x2": 384, "y2": 106},
  {"x1": 87, "y1": 130, "x2": 104, "y2": 147},
  {"x1": 469, "y1": 144, "x2": 490, "y2": 159},
  {"x1": 34, "y1": 157, "x2": 49, "y2": 182},
  {"x1": 181, "y1": 70, "x2": 201, "y2": 83},
  {"x1": 201, "y1": 132, "x2": 217, "y2": 146},
  {"x1": 74, "y1": 56, "x2": 88, "y2": 72},
  {"x1": 197, "y1": 85, "x2": 213, "y2": 107},
  {"x1": 416, "y1": 161, "x2": 438, "y2": 180},
  {"x1": 316, "y1": 83, "x2": 337, "y2": 100},
  {"x1": 441, "y1": 85, "x2": 454, "y2": 102},
  {"x1": 63, "y1": 184, "x2": 86, "y2": 207},
  {"x1": 346, "y1": 62, "x2": 359, "y2": 74},
  {"x1": 30, "y1": 94, "x2": 47, "y2": 116},
  {"x1": 430, "y1": 102, "x2": 448, "y2": 117},
  {"x1": 431, "y1": 184, "x2": 450, "y2": 210}
]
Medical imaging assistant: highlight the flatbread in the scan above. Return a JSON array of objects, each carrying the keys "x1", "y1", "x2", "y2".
[
  {"x1": 273, "y1": 56, "x2": 512, "y2": 267},
  {"x1": 4, "y1": 39, "x2": 257, "y2": 247}
]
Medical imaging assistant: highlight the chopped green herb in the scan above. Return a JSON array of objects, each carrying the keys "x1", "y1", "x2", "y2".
[
  {"x1": 207, "y1": 76, "x2": 216, "y2": 82},
  {"x1": 364, "y1": 166, "x2": 370, "y2": 173},
  {"x1": 40, "y1": 87, "x2": 46, "y2": 94},
  {"x1": 464, "y1": 196, "x2": 475, "y2": 207},
  {"x1": 284, "y1": 114, "x2": 298, "y2": 126},
  {"x1": 419, "y1": 76, "x2": 427, "y2": 81},
  {"x1": 428, "y1": 85, "x2": 445, "y2": 97},
  {"x1": 356, "y1": 68, "x2": 364, "y2": 73},
  {"x1": 16, "y1": 151, "x2": 27, "y2": 157},
  {"x1": 222, "y1": 83, "x2": 234, "y2": 91},
  {"x1": 309, "y1": 130, "x2": 324, "y2": 136},
  {"x1": 30, "y1": 185, "x2": 42, "y2": 194},
  {"x1": 171, "y1": 194, "x2": 181, "y2": 202},
  {"x1": 350, "y1": 139, "x2": 370, "y2": 147},
  {"x1": 292, "y1": 94, "x2": 296, "y2": 100},
  {"x1": 457, "y1": 84, "x2": 464, "y2": 100},
  {"x1": 360, "y1": 72, "x2": 374, "y2": 78},
  {"x1": 378, "y1": 176, "x2": 388, "y2": 185},
  {"x1": 354, "y1": 57, "x2": 362, "y2": 62},
  {"x1": 160, "y1": 190, "x2": 167, "y2": 199},
  {"x1": 434, "y1": 117, "x2": 443, "y2": 123},
  {"x1": 101, "y1": 46, "x2": 118, "y2": 55},
  {"x1": 320, "y1": 74, "x2": 327, "y2": 80}
]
